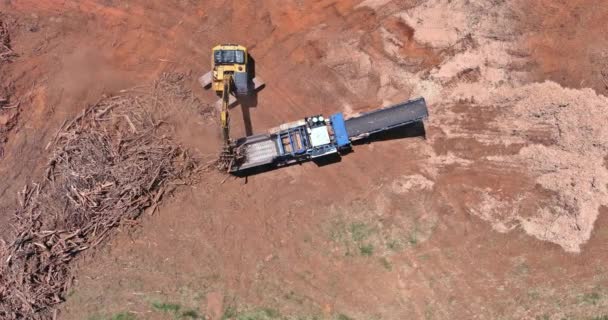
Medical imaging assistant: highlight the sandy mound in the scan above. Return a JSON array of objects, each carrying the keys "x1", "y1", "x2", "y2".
[
  {"x1": 488, "y1": 83, "x2": 608, "y2": 252},
  {"x1": 356, "y1": 0, "x2": 392, "y2": 10},
  {"x1": 359, "y1": 0, "x2": 608, "y2": 252}
]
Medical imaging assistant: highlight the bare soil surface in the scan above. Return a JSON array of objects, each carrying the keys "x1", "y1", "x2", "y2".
[{"x1": 1, "y1": 1, "x2": 607, "y2": 319}]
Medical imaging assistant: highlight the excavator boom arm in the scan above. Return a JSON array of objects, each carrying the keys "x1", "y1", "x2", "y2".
[{"x1": 220, "y1": 75, "x2": 232, "y2": 145}]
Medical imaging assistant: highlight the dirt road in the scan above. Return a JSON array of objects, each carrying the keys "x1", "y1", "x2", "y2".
[{"x1": 1, "y1": 0, "x2": 607, "y2": 319}]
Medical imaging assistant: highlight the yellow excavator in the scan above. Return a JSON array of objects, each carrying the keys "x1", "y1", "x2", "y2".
[{"x1": 199, "y1": 44, "x2": 264, "y2": 147}]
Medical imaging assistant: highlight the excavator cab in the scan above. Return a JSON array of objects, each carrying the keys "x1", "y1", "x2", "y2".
[
  {"x1": 201, "y1": 44, "x2": 253, "y2": 96},
  {"x1": 213, "y1": 48, "x2": 246, "y2": 65},
  {"x1": 200, "y1": 43, "x2": 265, "y2": 99}
]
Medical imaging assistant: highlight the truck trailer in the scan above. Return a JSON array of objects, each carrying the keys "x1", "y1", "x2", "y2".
[{"x1": 229, "y1": 97, "x2": 429, "y2": 174}]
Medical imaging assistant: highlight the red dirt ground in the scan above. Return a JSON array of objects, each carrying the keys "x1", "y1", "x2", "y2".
[
  {"x1": 520, "y1": 0, "x2": 608, "y2": 95},
  {"x1": 1, "y1": 1, "x2": 607, "y2": 319}
]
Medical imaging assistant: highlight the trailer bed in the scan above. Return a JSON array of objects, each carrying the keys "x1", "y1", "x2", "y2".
[{"x1": 234, "y1": 134, "x2": 278, "y2": 171}]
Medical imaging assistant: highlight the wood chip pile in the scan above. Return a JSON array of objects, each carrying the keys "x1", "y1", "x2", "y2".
[{"x1": 0, "y1": 81, "x2": 196, "y2": 319}]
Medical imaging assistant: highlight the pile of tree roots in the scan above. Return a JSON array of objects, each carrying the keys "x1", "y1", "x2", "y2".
[
  {"x1": 0, "y1": 15, "x2": 16, "y2": 62},
  {"x1": 0, "y1": 80, "x2": 196, "y2": 319}
]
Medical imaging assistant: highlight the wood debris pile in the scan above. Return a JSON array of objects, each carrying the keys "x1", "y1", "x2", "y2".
[
  {"x1": 0, "y1": 84, "x2": 196, "y2": 319},
  {"x1": 0, "y1": 16, "x2": 16, "y2": 62}
]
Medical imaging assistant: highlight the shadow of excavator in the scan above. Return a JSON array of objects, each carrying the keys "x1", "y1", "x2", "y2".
[{"x1": 232, "y1": 54, "x2": 263, "y2": 136}]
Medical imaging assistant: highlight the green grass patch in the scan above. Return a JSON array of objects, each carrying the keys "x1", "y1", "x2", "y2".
[
  {"x1": 386, "y1": 239, "x2": 399, "y2": 250},
  {"x1": 379, "y1": 257, "x2": 392, "y2": 271},
  {"x1": 151, "y1": 301, "x2": 202, "y2": 319},
  {"x1": 407, "y1": 222, "x2": 424, "y2": 247},
  {"x1": 88, "y1": 312, "x2": 137, "y2": 320},
  {"x1": 527, "y1": 289, "x2": 541, "y2": 300},
  {"x1": 234, "y1": 308, "x2": 281, "y2": 320},
  {"x1": 329, "y1": 221, "x2": 348, "y2": 242},
  {"x1": 336, "y1": 314, "x2": 353, "y2": 320},
  {"x1": 581, "y1": 292, "x2": 602, "y2": 305},
  {"x1": 284, "y1": 290, "x2": 305, "y2": 305},
  {"x1": 424, "y1": 304, "x2": 435, "y2": 320},
  {"x1": 219, "y1": 304, "x2": 354, "y2": 320},
  {"x1": 152, "y1": 302, "x2": 181, "y2": 313},
  {"x1": 222, "y1": 305, "x2": 238, "y2": 320},
  {"x1": 418, "y1": 253, "x2": 431, "y2": 261},
  {"x1": 328, "y1": 219, "x2": 381, "y2": 258},
  {"x1": 181, "y1": 309, "x2": 202, "y2": 319},
  {"x1": 359, "y1": 244, "x2": 374, "y2": 256},
  {"x1": 408, "y1": 231, "x2": 419, "y2": 246},
  {"x1": 350, "y1": 223, "x2": 372, "y2": 242},
  {"x1": 111, "y1": 313, "x2": 137, "y2": 320},
  {"x1": 327, "y1": 214, "x2": 432, "y2": 259},
  {"x1": 512, "y1": 262, "x2": 530, "y2": 277},
  {"x1": 221, "y1": 306, "x2": 328, "y2": 320}
]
